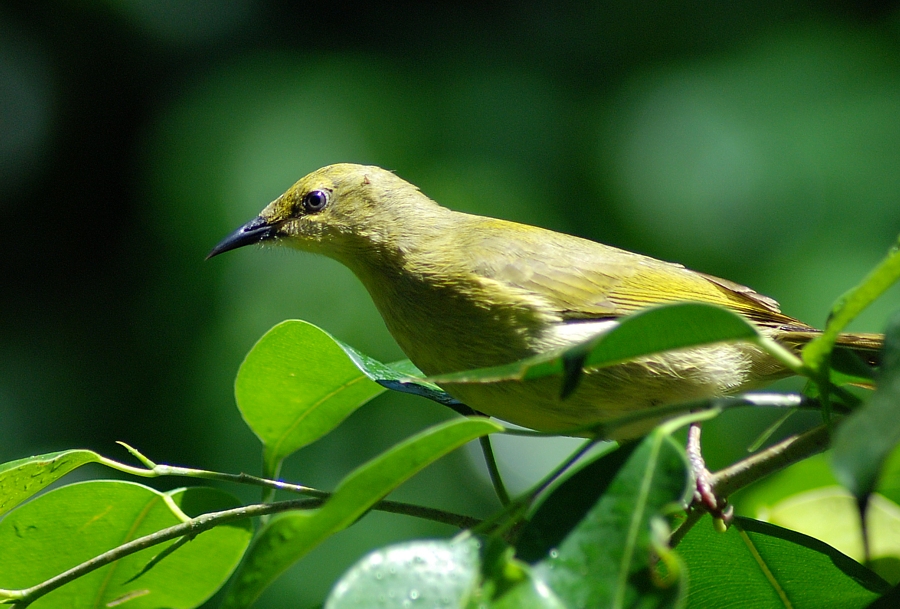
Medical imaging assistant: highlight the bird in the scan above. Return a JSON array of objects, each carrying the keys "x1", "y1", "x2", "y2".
[{"x1": 208, "y1": 163, "x2": 882, "y2": 439}]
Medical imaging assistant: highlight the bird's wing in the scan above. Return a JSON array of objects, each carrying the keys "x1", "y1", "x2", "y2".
[{"x1": 466, "y1": 220, "x2": 807, "y2": 329}]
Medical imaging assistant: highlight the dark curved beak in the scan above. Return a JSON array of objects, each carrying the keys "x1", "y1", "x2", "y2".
[{"x1": 206, "y1": 216, "x2": 276, "y2": 260}]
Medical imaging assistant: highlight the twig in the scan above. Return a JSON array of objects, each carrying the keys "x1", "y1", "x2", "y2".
[
  {"x1": 107, "y1": 443, "x2": 329, "y2": 499},
  {"x1": 110, "y1": 444, "x2": 481, "y2": 526}
]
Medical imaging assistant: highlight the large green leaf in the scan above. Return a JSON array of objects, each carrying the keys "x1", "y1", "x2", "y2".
[
  {"x1": 221, "y1": 418, "x2": 503, "y2": 609},
  {"x1": 832, "y1": 311, "x2": 900, "y2": 500},
  {"x1": 235, "y1": 320, "x2": 389, "y2": 477},
  {"x1": 760, "y1": 487, "x2": 900, "y2": 579},
  {"x1": 528, "y1": 427, "x2": 690, "y2": 609},
  {"x1": 680, "y1": 516, "x2": 888, "y2": 608},
  {"x1": 429, "y1": 303, "x2": 759, "y2": 385},
  {"x1": 325, "y1": 537, "x2": 481, "y2": 608},
  {"x1": 0, "y1": 481, "x2": 251, "y2": 608},
  {"x1": 0, "y1": 449, "x2": 103, "y2": 518},
  {"x1": 236, "y1": 320, "x2": 458, "y2": 477}
]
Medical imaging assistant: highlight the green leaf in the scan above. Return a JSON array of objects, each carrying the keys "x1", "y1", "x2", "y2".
[
  {"x1": 679, "y1": 516, "x2": 888, "y2": 608},
  {"x1": 342, "y1": 346, "x2": 450, "y2": 402},
  {"x1": 429, "y1": 303, "x2": 759, "y2": 385},
  {"x1": 530, "y1": 428, "x2": 690, "y2": 609},
  {"x1": 0, "y1": 481, "x2": 251, "y2": 608},
  {"x1": 874, "y1": 443, "x2": 900, "y2": 507},
  {"x1": 222, "y1": 418, "x2": 503, "y2": 609},
  {"x1": 0, "y1": 449, "x2": 103, "y2": 518},
  {"x1": 804, "y1": 238, "x2": 900, "y2": 373},
  {"x1": 235, "y1": 320, "x2": 388, "y2": 477},
  {"x1": 579, "y1": 302, "x2": 759, "y2": 368},
  {"x1": 489, "y1": 574, "x2": 568, "y2": 609},
  {"x1": 354, "y1": 354, "x2": 460, "y2": 407},
  {"x1": 832, "y1": 311, "x2": 900, "y2": 499},
  {"x1": 760, "y1": 487, "x2": 900, "y2": 582},
  {"x1": 734, "y1": 453, "x2": 840, "y2": 519},
  {"x1": 325, "y1": 537, "x2": 481, "y2": 608},
  {"x1": 516, "y1": 443, "x2": 637, "y2": 563},
  {"x1": 869, "y1": 582, "x2": 900, "y2": 608},
  {"x1": 831, "y1": 347, "x2": 877, "y2": 383}
]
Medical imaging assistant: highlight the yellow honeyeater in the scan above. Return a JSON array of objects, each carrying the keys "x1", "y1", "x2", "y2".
[{"x1": 209, "y1": 164, "x2": 882, "y2": 438}]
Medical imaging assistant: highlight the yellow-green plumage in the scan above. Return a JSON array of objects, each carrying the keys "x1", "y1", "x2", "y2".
[{"x1": 209, "y1": 164, "x2": 882, "y2": 437}]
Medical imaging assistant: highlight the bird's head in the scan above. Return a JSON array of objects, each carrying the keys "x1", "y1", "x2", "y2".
[{"x1": 208, "y1": 163, "x2": 444, "y2": 264}]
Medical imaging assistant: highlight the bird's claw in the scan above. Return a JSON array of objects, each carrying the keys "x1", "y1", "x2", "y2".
[{"x1": 688, "y1": 422, "x2": 733, "y2": 529}]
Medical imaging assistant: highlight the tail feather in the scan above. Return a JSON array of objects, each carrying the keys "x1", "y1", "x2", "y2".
[
  {"x1": 776, "y1": 330, "x2": 883, "y2": 367},
  {"x1": 834, "y1": 332, "x2": 884, "y2": 353}
]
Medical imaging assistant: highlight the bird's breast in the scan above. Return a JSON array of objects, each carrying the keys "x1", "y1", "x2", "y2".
[{"x1": 353, "y1": 263, "x2": 558, "y2": 376}]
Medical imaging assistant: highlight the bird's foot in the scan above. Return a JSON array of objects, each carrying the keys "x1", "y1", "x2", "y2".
[{"x1": 687, "y1": 422, "x2": 733, "y2": 531}]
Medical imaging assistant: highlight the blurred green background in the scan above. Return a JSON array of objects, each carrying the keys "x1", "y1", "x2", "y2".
[{"x1": 3, "y1": 1, "x2": 900, "y2": 606}]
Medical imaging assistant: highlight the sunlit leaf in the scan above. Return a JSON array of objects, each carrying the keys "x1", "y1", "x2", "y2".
[
  {"x1": 0, "y1": 449, "x2": 102, "y2": 518},
  {"x1": 734, "y1": 452, "x2": 840, "y2": 519},
  {"x1": 679, "y1": 516, "x2": 888, "y2": 608},
  {"x1": 579, "y1": 303, "x2": 759, "y2": 367},
  {"x1": 761, "y1": 487, "x2": 900, "y2": 583},
  {"x1": 221, "y1": 418, "x2": 502, "y2": 609},
  {"x1": 325, "y1": 537, "x2": 481, "y2": 608},
  {"x1": 235, "y1": 320, "x2": 388, "y2": 477},
  {"x1": 236, "y1": 320, "x2": 460, "y2": 478},
  {"x1": 0, "y1": 481, "x2": 251, "y2": 608}
]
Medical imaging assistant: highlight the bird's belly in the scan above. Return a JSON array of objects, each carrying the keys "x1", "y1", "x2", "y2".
[{"x1": 437, "y1": 341, "x2": 783, "y2": 439}]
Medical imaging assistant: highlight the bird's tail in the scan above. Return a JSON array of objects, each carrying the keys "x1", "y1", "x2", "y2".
[
  {"x1": 777, "y1": 330, "x2": 883, "y2": 368},
  {"x1": 834, "y1": 332, "x2": 885, "y2": 355}
]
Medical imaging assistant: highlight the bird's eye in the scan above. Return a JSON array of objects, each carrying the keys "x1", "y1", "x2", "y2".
[{"x1": 303, "y1": 189, "x2": 330, "y2": 213}]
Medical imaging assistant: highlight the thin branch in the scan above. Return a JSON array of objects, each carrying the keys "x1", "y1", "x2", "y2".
[
  {"x1": 104, "y1": 445, "x2": 481, "y2": 528},
  {"x1": 374, "y1": 500, "x2": 481, "y2": 530},
  {"x1": 106, "y1": 443, "x2": 329, "y2": 499}
]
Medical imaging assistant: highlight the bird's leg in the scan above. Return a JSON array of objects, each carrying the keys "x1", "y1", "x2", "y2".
[{"x1": 687, "y1": 422, "x2": 733, "y2": 527}]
